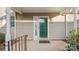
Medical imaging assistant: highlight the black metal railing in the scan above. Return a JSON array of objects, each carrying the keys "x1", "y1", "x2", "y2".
[{"x1": 0, "y1": 35, "x2": 28, "y2": 51}]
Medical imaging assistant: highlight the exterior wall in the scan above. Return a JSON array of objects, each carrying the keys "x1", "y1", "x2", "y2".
[
  {"x1": 16, "y1": 13, "x2": 79, "y2": 40},
  {"x1": 0, "y1": 8, "x2": 6, "y2": 34},
  {"x1": 66, "y1": 14, "x2": 74, "y2": 32},
  {"x1": 16, "y1": 13, "x2": 60, "y2": 40},
  {"x1": 49, "y1": 15, "x2": 65, "y2": 39},
  {"x1": 0, "y1": 8, "x2": 79, "y2": 40},
  {"x1": 16, "y1": 22, "x2": 33, "y2": 40}
]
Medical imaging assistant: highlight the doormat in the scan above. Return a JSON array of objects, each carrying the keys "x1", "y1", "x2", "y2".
[{"x1": 39, "y1": 40, "x2": 50, "y2": 43}]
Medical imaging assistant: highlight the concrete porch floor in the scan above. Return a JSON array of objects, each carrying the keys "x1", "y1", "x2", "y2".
[
  {"x1": 12, "y1": 40, "x2": 67, "y2": 51},
  {"x1": 27, "y1": 40, "x2": 67, "y2": 51}
]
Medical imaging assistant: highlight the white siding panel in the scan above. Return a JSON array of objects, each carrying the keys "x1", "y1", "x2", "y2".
[
  {"x1": 49, "y1": 15, "x2": 65, "y2": 40},
  {"x1": 16, "y1": 22, "x2": 33, "y2": 40},
  {"x1": 49, "y1": 22, "x2": 65, "y2": 39}
]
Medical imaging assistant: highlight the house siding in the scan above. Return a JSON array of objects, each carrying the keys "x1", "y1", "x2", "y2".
[
  {"x1": 16, "y1": 22, "x2": 33, "y2": 40},
  {"x1": 0, "y1": 8, "x2": 79, "y2": 41},
  {"x1": 16, "y1": 13, "x2": 79, "y2": 40}
]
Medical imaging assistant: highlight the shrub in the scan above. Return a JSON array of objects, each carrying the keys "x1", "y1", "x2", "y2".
[
  {"x1": 67, "y1": 28, "x2": 79, "y2": 51},
  {"x1": 0, "y1": 33, "x2": 5, "y2": 42}
]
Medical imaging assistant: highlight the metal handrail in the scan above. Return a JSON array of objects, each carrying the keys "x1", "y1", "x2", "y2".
[{"x1": 0, "y1": 35, "x2": 28, "y2": 51}]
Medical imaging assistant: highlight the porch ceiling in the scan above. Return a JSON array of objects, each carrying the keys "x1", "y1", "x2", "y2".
[{"x1": 11, "y1": 7, "x2": 70, "y2": 14}]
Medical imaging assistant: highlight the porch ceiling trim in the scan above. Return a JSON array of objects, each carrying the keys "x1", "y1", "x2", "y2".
[
  {"x1": 11, "y1": 7, "x2": 23, "y2": 14},
  {"x1": 11, "y1": 7, "x2": 68, "y2": 14}
]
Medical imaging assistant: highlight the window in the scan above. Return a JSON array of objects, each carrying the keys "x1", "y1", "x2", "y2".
[{"x1": 10, "y1": 16, "x2": 15, "y2": 27}]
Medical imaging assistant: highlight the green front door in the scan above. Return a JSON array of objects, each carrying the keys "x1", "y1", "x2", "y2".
[{"x1": 39, "y1": 17, "x2": 48, "y2": 38}]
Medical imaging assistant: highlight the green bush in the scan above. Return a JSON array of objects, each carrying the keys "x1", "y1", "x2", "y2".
[
  {"x1": 67, "y1": 28, "x2": 79, "y2": 51},
  {"x1": 0, "y1": 33, "x2": 5, "y2": 42}
]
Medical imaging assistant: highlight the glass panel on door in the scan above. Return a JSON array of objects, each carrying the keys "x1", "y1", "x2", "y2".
[{"x1": 39, "y1": 17, "x2": 48, "y2": 38}]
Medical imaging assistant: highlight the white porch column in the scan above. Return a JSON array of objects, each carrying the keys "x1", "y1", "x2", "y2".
[
  {"x1": 5, "y1": 7, "x2": 11, "y2": 51},
  {"x1": 64, "y1": 15, "x2": 68, "y2": 39},
  {"x1": 64, "y1": 14, "x2": 69, "y2": 40},
  {"x1": 73, "y1": 8, "x2": 78, "y2": 31}
]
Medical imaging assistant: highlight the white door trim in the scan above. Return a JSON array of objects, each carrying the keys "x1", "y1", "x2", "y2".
[
  {"x1": 33, "y1": 16, "x2": 39, "y2": 40},
  {"x1": 33, "y1": 16, "x2": 49, "y2": 40}
]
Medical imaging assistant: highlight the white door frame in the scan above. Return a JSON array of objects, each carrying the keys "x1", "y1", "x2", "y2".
[
  {"x1": 33, "y1": 16, "x2": 49, "y2": 40},
  {"x1": 33, "y1": 16, "x2": 39, "y2": 40}
]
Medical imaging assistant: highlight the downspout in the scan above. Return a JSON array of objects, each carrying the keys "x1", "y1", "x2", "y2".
[{"x1": 64, "y1": 15, "x2": 67, "y2": 40}]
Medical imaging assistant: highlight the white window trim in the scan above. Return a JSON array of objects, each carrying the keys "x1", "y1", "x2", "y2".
[
  {"x1": 10, "y1": 11, "x2": 16, "y2": 39},
  {"x1": 14, "y1": 12, "x2": 16, "y2": 38}
]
